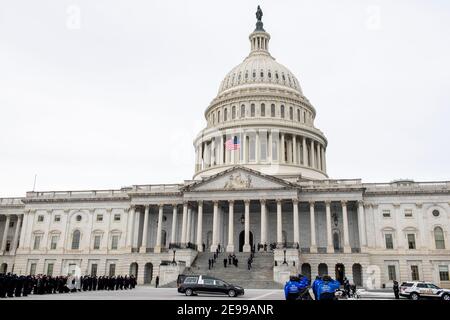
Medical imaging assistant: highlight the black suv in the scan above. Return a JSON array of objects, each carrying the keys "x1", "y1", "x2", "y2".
[{"x1": 177, "y1": 275, "x2": 244, "y2": 297}]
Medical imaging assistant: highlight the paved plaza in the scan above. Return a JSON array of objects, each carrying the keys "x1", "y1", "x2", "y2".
[{"x1": 4, "y1": 286, "x2": 395, "y2": 300}]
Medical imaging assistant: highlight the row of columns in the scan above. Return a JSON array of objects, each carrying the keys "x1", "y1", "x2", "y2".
[
  {"x1": 128, "y1": 199, "x2": 367, "y2": 254},
  {"x1": 195, "y1": 131, "x2": 326, "y2": 173},
  {"x1": 1, "y1": 214, "x2": 23, "y2": 254}
]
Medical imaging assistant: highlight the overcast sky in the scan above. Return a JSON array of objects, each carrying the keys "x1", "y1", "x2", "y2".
[{"x1": 1, "y1": 0, "x2": 449, "y2": 197}]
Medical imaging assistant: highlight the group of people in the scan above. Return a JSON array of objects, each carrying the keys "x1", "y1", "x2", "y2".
[
  {"x1": 284, "y1": 274, "x2": 346, "y2": 300},
  {"x1": 0, "y1": 273, "x2": 137, "y2": 298}
]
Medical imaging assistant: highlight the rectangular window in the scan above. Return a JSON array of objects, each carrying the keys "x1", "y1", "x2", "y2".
[
  {"x1": 5, "y1": 241, "x2": 11, "y2": 252},
  {"x1": 404, "y1": 209, "x2": 413, "y2": 217},
  {"x1": 250, "y1": 104, "x2": 255, "y2": 117},
  {"x1": 93, "y1": 235, "x2": 101, "y2": 250},
  {"x1": 223, "y1": 108, "x2": 227, "y2": 121},
  {"x1": 50, "y1": 235, "x2": 58, "y2": 250},
  {"x1": 388, "y1": 265, "x2": 396, "y2": 281},
  {"x1": 297, "y1": 109, "x2": 300, "y2": 122},
  {"x1": 411, "y1": 265, "x2": 420, "y2": 281},
  {"x1": 261, "y1": 104, "x2": 265, "y2": 117},
  {"x1": 271, "y1": 104, "x2": 275, "y2": 117},
  {"x1": 47, "y1": 263, "x2": 54, "y2": 276},
  {"x1": 289, "y1": 107, "x2": 293, "y2": 120},
  {"x1": 385, "y1": 234, "x2": 394, "y2": 249},
  {"x1": 114, "y1": 214, "x2": 121, "y2": 221},
  {"x1": 96, "y1": 214, "x2": 103, "y2": 222},
  {"x1": 382, "y1": 210, "x2": 391, "y2": 218},
  {"x1": 240, "y1": 105, "x2": 245, "y2": 118},
  {"x1": 439, "y1": 265, "x2": 449, "y2": 281},
  {"x1": 232, "y1": 106, "x2": 236, "y2": 119},
  {"x1": 37, "y1": 215, "x2": 44, "y2": 222},
  {"x1": 280, "y1": 105, "x2": 285, "y2": 118},
  {"x1": 91, "y1": 264, "x2": 98, "y2": 277},
  {"x1": 407, "y1": 234, "x2": 416, "y2": 249},
  {"x1": 33, "y1": 236, "x2": 41, "y2": 250},
  {"x1": 109, "y1": 264, "x2": 116, "y2": 277},
  {"x1": 30, "y1": 263, "x2": 37, "y2": 276},
  {"x1": 111, "y1": 235, "x2": 119, "y2": 250},
  {"x1": 54, "y1": 215, "x2": 61, "y2": 222}
]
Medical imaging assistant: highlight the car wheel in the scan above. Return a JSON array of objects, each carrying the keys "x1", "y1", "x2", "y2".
[
  {"x1": 442, "y1": 294, "x2": 450, "y2": 301},
  {"x1": 228, "y1": 289, "x2": 236, "y2": 297},
  {"x1": 410, "y1": 293, "x2": 420, "y2": 300},
  {"x1": 185, "y1": 288, "x2": 193, "y2": 296}
]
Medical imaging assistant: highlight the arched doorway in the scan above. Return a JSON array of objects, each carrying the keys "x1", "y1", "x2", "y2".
[
  {"x1": 238, "y1": 231, "x2": 253, "y2": 252},
  {"x1": 129, "y1": 263, "x2": 138, "y2": 279},
  {"x1": 352, "y1": 263, "x2": 362, "y2": 286},
  {"x1": 335, "y1": 263, "x2": 345, "y2": 284},
  {"x1": 144, "y1": 263, "x2": 153, "y2": 284},
  {"x1": 0, "y1": 263, "x2": 7, "y2": 274},
  {"x1": 318, "y1": 263, "x2": 328, "y2": 277},
  {"x1": 301, "y1": 263, "x2": 311, "y2": 280}
]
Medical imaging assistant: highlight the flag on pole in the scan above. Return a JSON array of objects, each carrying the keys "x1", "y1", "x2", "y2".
[{"x1": 225, "y1": 136, "x2": 240, "y2": 150}]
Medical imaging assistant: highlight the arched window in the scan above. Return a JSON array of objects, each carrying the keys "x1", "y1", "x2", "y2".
[
  {"x1": 232, "y1": 106, "x2": 236, "y2": 119},
  {"x1": 289, "y1": 107, "x2": 293, "y2": 120},
  {"x1": 71, "y1": 230, "x2": 81, "y2": 250},
  {"x1": 223, "y1": 108, "x2": 227, "y2": 121},
  {"x1": 435, "y1": 227, "x2": 445, "y2": 249},
  {"x1": 217, "y1": 111, "x2": 221, "y2": 123},
  {"x1": 270, "y1": 104, "x2": 275, "y2": 117},
  {"x1": 250, "y1": 104, "x2": 255, "y2": 117},
  {"x1": 297, "y1": 109, "x2": 300, "y2": 122},
  {"x1": 240, "y1": 105, "x2": 245, "y2": 118},
  {"x1": 280, "y1": 105, "x2": 285, "y2": 118},
  {"x1": 261, "y1": 103, "x2": 265, "y2": 117}
]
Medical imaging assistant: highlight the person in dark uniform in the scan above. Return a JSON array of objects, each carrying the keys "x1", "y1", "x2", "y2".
[
  {"x1": 223, "y1": 258, "x2": 227, "y2": 268},
  {"x1": 393, "y1": 280, "x2": 400, "y2": 299},
  {"x1": 155, "y1": 276, "x2": 159, "y2": 288},
  {"x1": 15, "y1": 275, "x2": 24, "y2": 297},
  {"x1": 0, "y1": 274, "x2": 6, "y2": 298}
]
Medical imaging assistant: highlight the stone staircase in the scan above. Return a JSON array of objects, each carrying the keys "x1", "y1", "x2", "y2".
[{"x1": 163, "y1": 251, "x2": 282, "y2": 289}]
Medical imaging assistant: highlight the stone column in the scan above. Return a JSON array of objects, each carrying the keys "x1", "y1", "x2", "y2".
[
  {"x1": 358, "y1": 201, "x2": 367, "y2": 249},
  {"x1": 260, "y1": 199, "x2": 267, "y2": 245},
  {"x1": 276, "y1": 199, "x2": 283, "y2": 246},
  {"x1": 226, "y1": 200, "x2": 234, "y2": 252},
  {"x1": 342, "y1": 201, "x2": 351, "y2": 253},
  {"x1": 310, "y1": 140, "x2": 315, "y2": 169},
  {"x1": 219, "y1": 135, "x2": 224, "y2": 165},
  {"x1": 18, "y1": 211, "x2": 29, "y2": 250},
  {"x1": 293, "y1": 199, "x2": 299, "y2": 245},
  {"x1": 268, "y1": 130, "x2": 273, "y2": 161},
  {"x1": 293, "y1": 135, "x2": 297, "y2": 164},
  {"x1": 181, "y1": 202, "x2": 188, "y2": 245},
  {"x1": 154, "y1": 204, "x2": 164, "y2": 253},
  {"x1": 186, "y1": 208, "x2": 192, "y2": 244},
  {"x1": 171, "y1": 204, "x2": 178, "y2": 245},
  {"x1": 243, "y1": 132, "x2": 248, "y2": 163},
  {"x1": 1, "y1": 215, "x2": 11, "y2": 252},
  {"x1": 139, "y1": 205, "x2": 150, "y2": 253},
  {"x1": 302, "y1": 137, "x2": 308, "y2": 166},
  {"x1": 309, "y1": 201, "x2": 317, "y2": 253},
  {"x1": 280, "y1": 133, "x2": 285, "y2": 163},
  {"x1": 196, "y1": 201, "x2": 203, "y2": 251},
  {"x1": 126, "y1": 205, "x2": 135, "y2": 249},
  {"x1": 210, "y1": 201, "x2": 219, "y2": 252},
  {"x1": 12, "y1": 214, "x2": 22, "y2": 253},
  {"x1": 211, "y1": 137, "x2": 215, "y2": 166},
  {"x1": 322, "y1": 146, "x2": 327, "y2": 173},
  {"x1": 255, "y1": 130, "x2": 260, "y2": 163},
  {"x1": 243, "y1": 200, "x2": 251, "y2": 252},
  {"x1": 317, "y1": 143, "x2": 322, "y2": 171},
  {"x1": 325, "y1": 201, "x2": 334, "y2": 253}
]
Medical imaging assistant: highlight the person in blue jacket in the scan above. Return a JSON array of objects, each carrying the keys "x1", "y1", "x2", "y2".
[
  {"x1": 312, "y1": 275, "x2": 341, "y2": 300},
  {"x1": 284, "y1": 274, "x2": 310, "y2": 300}
]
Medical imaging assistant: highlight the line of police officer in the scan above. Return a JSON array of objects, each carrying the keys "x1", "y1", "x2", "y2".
[{"x1": 0, "y1": 273, "x2": 137, "y2": 298}]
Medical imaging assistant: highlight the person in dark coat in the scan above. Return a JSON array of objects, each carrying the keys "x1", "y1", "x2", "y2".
[
  {"x1": 155, "y1": 276, "x2": 159, "y2": 288},
  {"x1": 208, "y1": 259, "x2": 212, "y2": 270},
  {"x1": 228, "y1": 255, "x2": 232, "y2": 266},
  {"x1": 393, "y1": 280, "x2": 400, "y2": 299},
  {"x1": 223, "y1": 258, "x2": 227, "y2": 268}
]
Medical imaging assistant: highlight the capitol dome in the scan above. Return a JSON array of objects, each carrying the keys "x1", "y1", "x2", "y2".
[{"x1": 193, "y1": 9, "x2": 328, "y2": 181}]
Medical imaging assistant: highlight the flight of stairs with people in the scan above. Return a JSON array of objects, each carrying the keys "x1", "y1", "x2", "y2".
[{"x1": 164, "y1": 250, "x2": 283, "y2": 289}]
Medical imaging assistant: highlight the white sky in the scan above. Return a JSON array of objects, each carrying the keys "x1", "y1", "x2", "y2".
[{"x1": 1, "y1": 0, "x2": 449, "y2": 197}]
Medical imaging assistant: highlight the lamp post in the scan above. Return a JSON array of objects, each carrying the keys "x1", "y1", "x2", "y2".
[
  {"x1": 283, "y1": 249, "x2": 288, "y2": 265},
  {"x1": 172, "y1": 249, "x2": 177, "y2": 265}
]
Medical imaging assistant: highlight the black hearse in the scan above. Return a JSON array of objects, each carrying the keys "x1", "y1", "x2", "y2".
[{"x1": 177, "y1": 274, "x2": 244, "y2": 297}]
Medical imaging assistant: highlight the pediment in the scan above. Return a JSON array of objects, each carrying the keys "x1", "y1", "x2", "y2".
[{"x1": 186, "y1": 166, "x2": 294, "y2": 192}]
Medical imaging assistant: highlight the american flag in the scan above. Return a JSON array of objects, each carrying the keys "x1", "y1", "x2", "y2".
[{"x1": 225, "y1": 136, "x2": 240, "y2": 150}]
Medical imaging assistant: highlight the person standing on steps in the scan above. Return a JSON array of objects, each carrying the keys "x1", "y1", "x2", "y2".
[
  {"x1": 155, "y1": 276, "x2": 159, "y2": 288},
  {"x1": 208, "y1": 259, "x2": 212, "y2": 270},
  {"x1": 223, "y1": 258, "x2": 227, "y2": 268}
]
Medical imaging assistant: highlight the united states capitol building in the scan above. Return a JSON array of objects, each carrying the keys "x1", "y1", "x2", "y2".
[{"x1": 1, "y1": 8, "x2": 449, "y2": 289}]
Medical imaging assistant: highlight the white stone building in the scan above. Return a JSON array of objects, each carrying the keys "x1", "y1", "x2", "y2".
[{"x1": 1, "y1": 9, "x2": 449, "y2": 289}]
